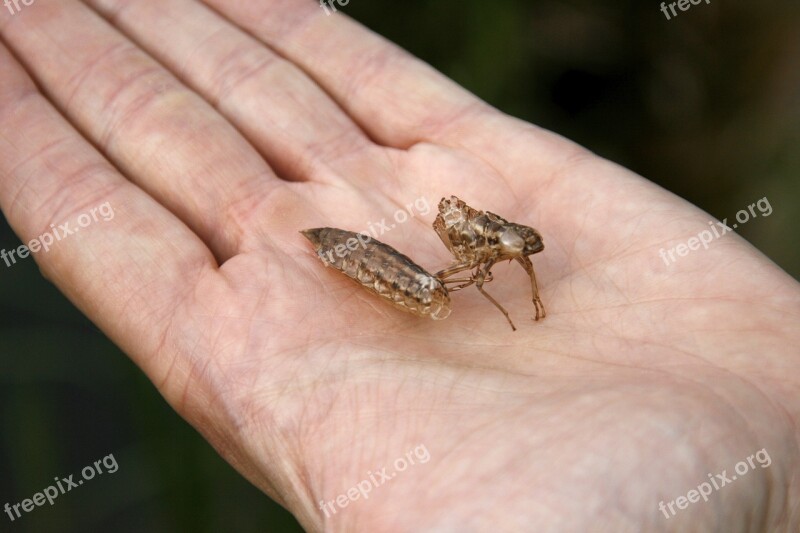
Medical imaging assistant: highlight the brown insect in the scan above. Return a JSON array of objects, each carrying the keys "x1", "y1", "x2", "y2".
[
  {"x1": 301, "y1": 227, "x2": 451, "y2": 320},
  {"x1": 433, "y1": 196, "x2": 546, "y2": 330}
]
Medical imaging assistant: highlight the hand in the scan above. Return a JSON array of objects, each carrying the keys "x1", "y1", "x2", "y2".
[{"x1": 1, "y1": 1, "x2": 798, "y2": 531}]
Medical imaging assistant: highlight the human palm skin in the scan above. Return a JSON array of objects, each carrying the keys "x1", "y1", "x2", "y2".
[{"x1": 1, "y1": 1, "x2": 798, "y2": 531}]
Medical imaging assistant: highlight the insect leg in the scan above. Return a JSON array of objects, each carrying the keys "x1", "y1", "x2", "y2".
[
  {"x1": 515, "y1": 256, "x2": 546, "y2": 320},
  {"x1": 475, "y1": 262, "x2": 517, "y2": 331},
  {"x1": 437, "y1": 263, "x2": 495, "y2": 290},
  {"x1": 441, "y1": 273, "x2": 494, "y2": 290},
  {"x1": 441, "y1": 277, "x2": 476, "y2": 292},
  {"x1": 435, "y1": 263, "x2": 474, "y2": 280}
]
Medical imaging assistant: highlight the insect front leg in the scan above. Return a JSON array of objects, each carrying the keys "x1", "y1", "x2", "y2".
[
  {"x1": 515, "y1": 256, "x2": 546, "y2": 320},
  {"x1": 435, "y1": 262, "x2": 474, "y2": 280},
  {"x1": 475, "y1": 261, "x2": 517, "y2": 331},
  {"x1": 441, "y1": 276, "x2": 477, "y2": 292},
  {"x1": 436, "y1": 264, "x2": 495, "y2": 292}
]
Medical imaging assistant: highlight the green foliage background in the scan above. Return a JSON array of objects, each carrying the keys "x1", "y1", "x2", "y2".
[{"x1": 1, "y1": 1, "x2": 797, "y2": 531}]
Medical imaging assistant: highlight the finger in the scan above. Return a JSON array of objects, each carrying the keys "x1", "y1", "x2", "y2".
[
  {"x1": 80, "y1": 0, "x2": 431, "y2": 245},
  {"x1": 84, "y1": 0, "x2": 379, "y2": 186},
  {"x1": 197, "y1": 0, "x2": 592, "y2": 214},
  {"x1": 0, "y1": 0, "x2": 301, "y2": 259},
  {"x1": 199, "y1": 1, "x2": 568, "y2": 151},
  {"x1": 0, "y1": 41, "x2": 216, "y2": 391}
]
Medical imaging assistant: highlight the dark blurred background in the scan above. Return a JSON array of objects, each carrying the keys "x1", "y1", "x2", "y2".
[{"x1": 1, "y1": 1, "x2": 798, "y2": 531}]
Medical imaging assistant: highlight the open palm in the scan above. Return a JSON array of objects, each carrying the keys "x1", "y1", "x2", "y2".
[{"x1": 1, "y1": 1, "x2": 798, "y2": 531}]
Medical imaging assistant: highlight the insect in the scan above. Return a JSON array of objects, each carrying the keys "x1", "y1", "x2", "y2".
[
  {"x1": 433, "y1": 195, "x2": 546, "y2": 331},
  {"x1": 300, "y1": 227, "x2": 451, "y2": 320}
]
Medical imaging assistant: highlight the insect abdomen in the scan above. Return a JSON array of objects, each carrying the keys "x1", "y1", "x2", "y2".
[{"x1": 301, "y1": 228, "x2": 451, "y2": 320}]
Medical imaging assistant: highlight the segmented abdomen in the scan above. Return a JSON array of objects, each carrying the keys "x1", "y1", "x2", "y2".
[{"x1": 301, "y1": 228, "x2": 451, "y2": 320}]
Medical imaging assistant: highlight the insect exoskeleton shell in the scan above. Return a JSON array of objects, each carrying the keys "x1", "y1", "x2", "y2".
[{"x1": 301, "y1": 227, "x2": 451, "y2": 320}]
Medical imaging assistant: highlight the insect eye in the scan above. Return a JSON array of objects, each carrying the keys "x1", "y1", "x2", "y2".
[
  {"x1": 499, "y1": 230, "x2": 525, "y2": 252},
  {"x1": 526, "y1": 230, "x2": 544, "y2": 253}
]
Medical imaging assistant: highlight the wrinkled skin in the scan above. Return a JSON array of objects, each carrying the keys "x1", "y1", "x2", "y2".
[{"x1": 0, "y1": 1, "x2": 798, "y2": 531}]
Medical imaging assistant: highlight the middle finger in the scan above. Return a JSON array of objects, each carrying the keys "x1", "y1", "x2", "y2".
[{"x1": 85, "y1": 0, "x2": 380, "y2": 186}]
